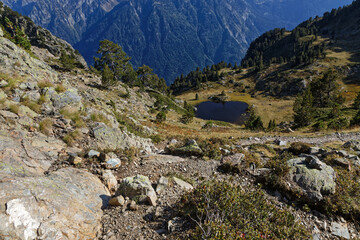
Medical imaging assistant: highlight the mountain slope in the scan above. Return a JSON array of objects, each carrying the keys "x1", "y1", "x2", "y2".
[{"x1": 1, "y1": 0, "x2": 353, "y2": 83}]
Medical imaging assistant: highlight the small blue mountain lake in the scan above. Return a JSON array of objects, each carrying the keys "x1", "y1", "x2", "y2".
[{"x1": 195, "y1": 101, "x2": 249, "y2": 125}]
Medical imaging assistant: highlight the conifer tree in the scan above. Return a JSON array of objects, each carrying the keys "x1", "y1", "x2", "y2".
[{"x1": 101, "y1": 64, "x2": 115, "y2": 87}]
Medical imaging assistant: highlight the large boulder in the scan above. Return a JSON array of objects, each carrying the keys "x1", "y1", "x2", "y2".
[
  {"x1": 287, "y1": 156, "x2": 336, "y2": 202},
  {"x1": 43, "y1": 87, "x2": 82, "y2": 110},
  {"x1": 0, "y1": 168, "x2": 110, "y2": 240},
  {"x1": 0, "y1": 130, "x2": 66, "y2": 178},
  {"x1": 92, "y1": 123, "x2": 155, "y2": 153},
  {"x1": 116, "y1": 175, "x2": 157, "y2": 206},
  {"x1": 172, "y1": 139, "x2": 203, "y2": 156}
]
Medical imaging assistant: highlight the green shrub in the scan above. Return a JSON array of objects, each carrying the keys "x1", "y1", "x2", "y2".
[
  {"x1": 350, "y1": 109, "x2": 360, "y2": 126},
  {"x1": 55, "y1": 84, "x2": 67, "y2": 93},
  {"x1": 9, "y1": 104, "x2": 19, "y2": 114},
  {"x1": 327, "y1": 117, "x2": 348, "y2": 130},
  {"x1": 39, "y1": 118, "x2": 53, "y2": 136},
  {"x1": 63, "y1": 129, "x2": 82, "y2": 146},
  {"x1": 59, "y1": 108, "x2": 86, "y2": 128},
  {"x1": 312, "y1": 121, "x2": 326, "y2": 131},
  {"x1": 150, "y1": 134, "x2": 162, "y2": 144},
  {"x1": 156, "y1": 111, "x2": 166, "y2": 123},
  {"x1": 90, "y1": 113, "x2": 110, "y2": 126},
  {"x1": 180, "y1": 181, "x2": 310, "y2": 239},
  {"x1": 289, "y1": 142, "x2": 311, "y2": 155},
  {"x1": 38, "y1": 80, "x2": 54, "y2": 89}
]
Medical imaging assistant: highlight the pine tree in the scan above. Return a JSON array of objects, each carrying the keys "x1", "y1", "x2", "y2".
[
  {"x1": 101, "y1": 64, "x2": 115, "y2": 87},
  {"x1": 293, "y1": 87, "x2": 314, "y2": 127},
  {"x1": 353, "y1": 92, "x2": 360, "y2": 109}
]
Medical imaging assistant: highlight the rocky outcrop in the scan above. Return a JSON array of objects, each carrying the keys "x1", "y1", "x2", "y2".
[
  {"x1": 92, "y1": 123, "x2": 156, "y2": 153},
  {"x1": 0, "y1": 36, "x2": 58, "y2": 82},
  {"x1": 287, "y1": 156, "x2": 336, "y2": 202},
  {"x1": 0, "y1": 168, "x2": 110, "y2": 240},
  {"x1": 116, "y1": 175, "x2": 157, "y2": 206},
  {"x1": 0, "y1": 129, "x2": 66, "y2": 178}
]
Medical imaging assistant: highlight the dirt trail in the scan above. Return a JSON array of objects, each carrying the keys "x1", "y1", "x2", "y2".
[{"x1": 239, "y1": 132, "x2": 360, "y2": 146}]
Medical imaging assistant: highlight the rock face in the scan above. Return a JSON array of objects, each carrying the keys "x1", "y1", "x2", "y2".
[
  {"x1": 116, "y1": 175, "x2": 157, "y2": 206},
  {"x1": 0, "y1": 130, "x2": 66, "y2": 178},
  {"x1": 0, "y1": 168, "x2": 110, "y2": 240},
  {"x1": 0, "y1": 37, "x2": 58, "y2": 82},
  {"x1": 287, "y1": 157, "x2": 336, "y2": 202},
  {"x1": 92, "y1": 123, "x2": 156, "y2": 153}
]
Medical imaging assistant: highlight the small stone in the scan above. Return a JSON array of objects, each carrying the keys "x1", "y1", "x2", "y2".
[
  {"x1": 309, "y1": 147, "x2": 320, "y2": 154},
  {"x1": 156, "y1": 176, "x2": 169, "y2": 194},
  {"x1": 88, "y1": 149, "x2": 101, "y2": 158},
  {"x1": 147, "y1": 193, "x2": 157, "y2": 206},
  {"x1": 173, "y1": 177, "x2": 193, "y2": 191},
  {"x1": 109, "y1": 195, "x2": 125, "y2": 207},
  {"x1": 68, "y1": 153, "x2": 82, "y2": 165},
  {"x1": 105, "y1": 158, "x2": 121, "y2": 169},
  {"x1": 0, "y1": 80, "x2": 8, "y2": 88},
  {"x1": 129, "y1": 200, "x2": 138, "y2": 211},
  {"x1": 331, "y1": 222, "x2": 350, "y2": 239},
  {"x1": 222, "y1": 153, "x2": 244, "y2": 165},
  {"x1": 102, "y1": 170, "x2": 118, "y2": 192},
  {"x1": 333, "y1": 158, "x2": 350, "y2": 170}
]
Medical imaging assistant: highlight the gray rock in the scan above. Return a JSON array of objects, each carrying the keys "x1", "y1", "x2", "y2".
[
  {"x1": 309, "y1": 147, "x2": 320, "y2": 154},
  {"x1": 0, "y1": 27, "x2": 3, "y2": 37},
  {"x1": 102, "y1": 170, "x2": 118, "y2": 192},
  {"x1": 173, "y1": 177, "x2": 194, "y2": 191},
  {"x1": 333, "y1": 158, "x2": 350, "y2": 169},
  {"x1": 92, "y1": 123, "x2": 155, "y2": 153},
  {"x1": 0, "y1": 168, "x2": 109, "y2": 240},
  {"x1": 222, "y1": 153, "x2": 245, "y2": 165},
  {"x1": 288, "y1": 157, "x2": 336, "y2": 202},
  {"x1": 343, "y1": 140, "x2": 360, "y2": 151},
  {"x1": 51, "y1": 88, "x2": 82, "y2": 109},
  {"x1": 156, "y1": 176, "x2": 169, "y2": 194},
  {"x1": 173, "y1": 139, "x2": 203, "y2": 156},
  {"x1": 116, "y1": 175, "x2": 157, "y2": 206},
  {"x1": 336, "y1": 150, "x2": 349, "y2": 158},
  {"x1": 105, "y1": 158, "x2": 121, "y2": 169},
  {"x1": 0, "y1": 80, "x2": 7, "y2": 88},
  {"x1": 88, "y1": 149, "x2": 100, "y2": 158},
  {"x1": 331, "y1": 222, "x2": 350, "y2": 239}
]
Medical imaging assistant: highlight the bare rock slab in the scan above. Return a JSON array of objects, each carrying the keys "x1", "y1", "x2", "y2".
[{"x1": 0, "y1": 168, "x2": 110, "y2": 240}]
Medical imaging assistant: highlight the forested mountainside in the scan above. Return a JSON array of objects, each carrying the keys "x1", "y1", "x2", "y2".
[
  {"x1": 1, "y1": 0, "x2": 353, "y2": 83},
  {"x1": 171, "y1": 0, "x2": 360, "y2": 97}
]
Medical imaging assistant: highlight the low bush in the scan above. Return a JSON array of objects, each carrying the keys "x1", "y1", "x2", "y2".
[
  {"x1": 39, "y1": 118, "x2": 53, "y2": 136},
  {"x1": 179, "y1": 181, "x2": 310, "y2": 239}
]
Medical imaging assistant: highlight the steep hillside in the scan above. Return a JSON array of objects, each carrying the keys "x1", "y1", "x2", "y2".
[
  {"x1": 1, "y1": 0, "x2": 353, "y2": 83},
  {"x1": 1, "y1": 4, "x2": 360, "y2": 240}
]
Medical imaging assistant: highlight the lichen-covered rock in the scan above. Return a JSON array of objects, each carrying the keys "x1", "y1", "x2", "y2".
[
  {"x1": 0, "y1": 37, "x2": 58, "y2": 83},
  {"x1": 92, "y1": 123, "x2": 155, "y2": 153},
  {"x1": 116, "y1": 175, "x2": 157, "y2": 206},
  {"x1": 287, "y1": 157, "x2": 336, "y2": 202},
  {"x1": 43, "y1": 87, "x2": 82, "y2": 110},
  {"x1": 172, "y1": 139, "x2": 203, "y2": 156},
  {"x1": 0, "y1": 168, "x2": 110, "y2": 240}
]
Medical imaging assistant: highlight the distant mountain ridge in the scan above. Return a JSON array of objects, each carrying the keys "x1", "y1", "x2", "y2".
[{"x1": 2, "y1": 0, "x2": 353, "y2": 83}]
